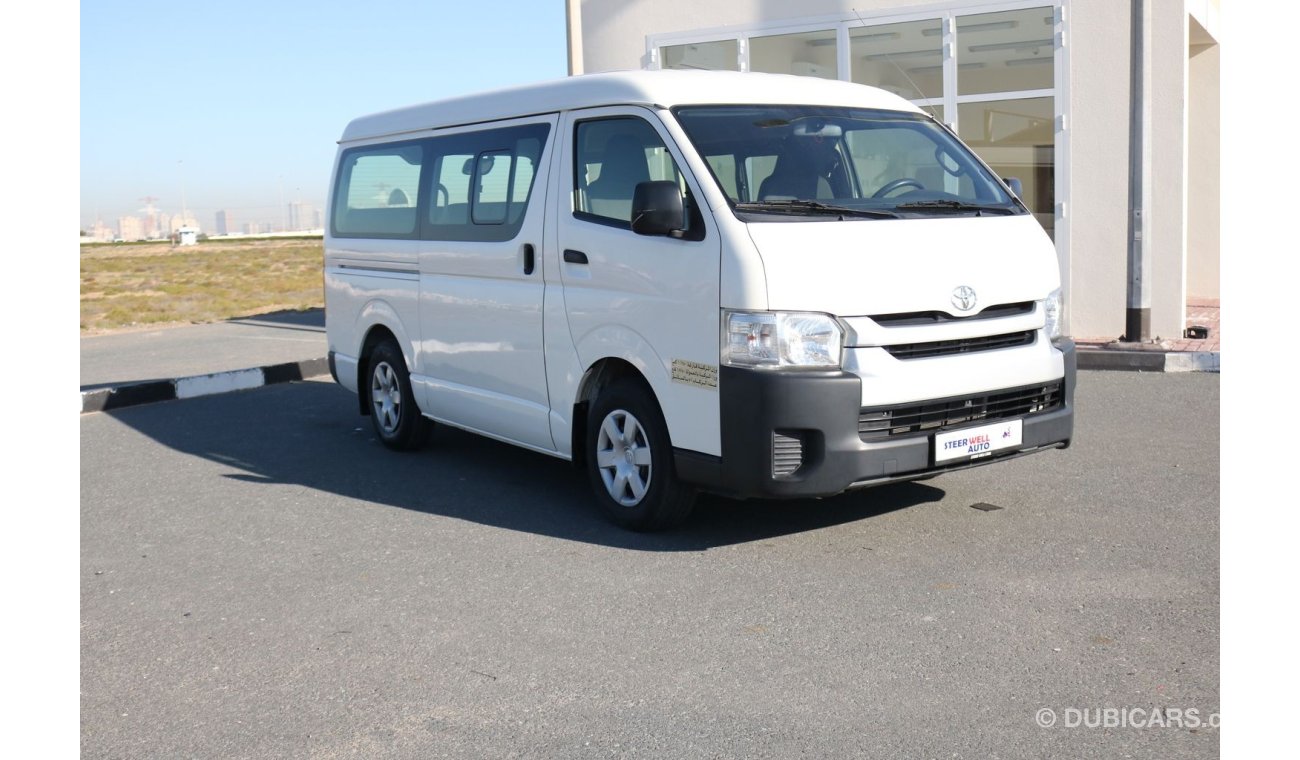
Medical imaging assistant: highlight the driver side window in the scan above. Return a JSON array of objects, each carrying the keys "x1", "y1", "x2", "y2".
[{"x1": 574, "y1": 117, "x2": 685, "y2": 227}]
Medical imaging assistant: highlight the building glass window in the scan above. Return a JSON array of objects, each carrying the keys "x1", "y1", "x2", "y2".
[
  {"x1": 956, "y1": 7, "x2": 1055, "y2": 96},
  {"x1": 850, "y1": 19, "x2": 943, "y2": 103},
  {"x1": 749, "y1": 29, "x2": 837, "y2": 79},
  {"x1": 649, "y1": 2, "x2": 1061, "y2": 236},
  {"x1": 958, "y1": 97, "x2": 1054, "y2": 237},
  {"x1": 661, "y1": 40, "x2": 738, "y2": 71}
]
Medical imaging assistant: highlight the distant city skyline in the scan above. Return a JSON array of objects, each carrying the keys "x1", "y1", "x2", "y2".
[
  {"x1": 81, "y1": 1, "x2": 567, "y2": 229},
  {"x1": 85, "y1": 199, "x2": 325, "y2": 241},
  {"x1": 82, "y1": 196, "x2": 325, "y2": 236}
]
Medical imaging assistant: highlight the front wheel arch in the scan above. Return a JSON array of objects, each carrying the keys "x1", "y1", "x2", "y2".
[{"x1": 571, "y1": 357, "x2": 657, "y2": 469}]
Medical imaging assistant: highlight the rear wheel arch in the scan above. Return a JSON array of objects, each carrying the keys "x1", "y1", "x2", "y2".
[{"x1": 357, "y1": 325, "x2": 400, "y2": 417}]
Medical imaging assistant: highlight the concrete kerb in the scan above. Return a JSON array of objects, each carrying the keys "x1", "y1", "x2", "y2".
[
  {"x1": 80, "y1": 357, "x2": 331, "y2": 414},
  {"x1": 1077, "y1": 348, "x2": 1220, "y2": 373}
]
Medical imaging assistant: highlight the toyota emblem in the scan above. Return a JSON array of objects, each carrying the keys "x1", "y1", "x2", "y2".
[{"x1": 951, "y1": 286, "x2": 977, "y2": 312}]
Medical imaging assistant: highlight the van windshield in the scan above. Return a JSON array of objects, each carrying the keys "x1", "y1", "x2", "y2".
[{"x1": 671, "y1": 105, "x2": 1022, "y2": 219}]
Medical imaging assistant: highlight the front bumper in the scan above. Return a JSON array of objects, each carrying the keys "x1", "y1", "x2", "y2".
[{"x1": 675, "y1": 339, "x2": 1076, "y2": 499}]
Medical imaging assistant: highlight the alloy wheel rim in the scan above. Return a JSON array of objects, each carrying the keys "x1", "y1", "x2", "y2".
[
  {"x1": 371, "y1": 361, "x2": 401, "y2": 434},
  {"x1": 595, "y1": 409, "x2": 652, "y2": 507}
]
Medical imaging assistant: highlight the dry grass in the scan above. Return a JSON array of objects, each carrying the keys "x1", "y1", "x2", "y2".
[{"x1": 80, "y1": 239, "x2": 323, "y2": 333}]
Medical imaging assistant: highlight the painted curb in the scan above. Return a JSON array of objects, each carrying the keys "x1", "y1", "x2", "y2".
[
  {"x1": 1077, "y1": 348, "x2": 1220, "y2": 373},
  {"x1": 80, "y1": 357, "x2": 330, "y2": 414}
]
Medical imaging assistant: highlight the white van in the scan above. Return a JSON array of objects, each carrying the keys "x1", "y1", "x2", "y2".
[{"x1": 325, "y1": 70, "x2": 1074, "y2": 530}]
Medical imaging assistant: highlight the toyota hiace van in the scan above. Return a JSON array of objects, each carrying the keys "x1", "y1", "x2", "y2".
[{"x1": 325, "y1": 70, "x2": 1074, "y2": 530}]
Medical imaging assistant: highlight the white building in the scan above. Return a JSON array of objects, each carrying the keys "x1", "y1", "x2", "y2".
[{"x1": 568, "y1": 0, "x2": 1220, "y2": 340}]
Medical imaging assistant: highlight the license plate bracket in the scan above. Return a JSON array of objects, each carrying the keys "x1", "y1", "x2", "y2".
[{"x1": 934, "y1": 419, "x2": 1024, "y2": 464}]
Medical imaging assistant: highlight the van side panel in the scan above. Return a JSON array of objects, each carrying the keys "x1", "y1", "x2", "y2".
[
  {"x1": 324, "y1": 170, "x2": 424, "y2": 402},
  {"x1": 413, "y1": 116, "x2": 559, "y2": 452}
]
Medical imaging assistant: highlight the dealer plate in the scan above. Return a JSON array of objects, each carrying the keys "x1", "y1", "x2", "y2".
[{"x1": 934, "y1": 419, "x2": 1023, "y2": 463}]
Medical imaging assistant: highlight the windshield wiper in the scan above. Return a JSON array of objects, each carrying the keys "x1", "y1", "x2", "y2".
[
  {"x1": 733, "y1": 200, "x2": 898, "y2": 219},
  {"x1": 893, "y1": 199, "x2": 1017, "y2": 215}
]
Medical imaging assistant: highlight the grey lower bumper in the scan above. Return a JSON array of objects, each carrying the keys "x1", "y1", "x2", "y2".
[{"x1": 675, "y1": 339, "x2": 1076, "y2": 499}]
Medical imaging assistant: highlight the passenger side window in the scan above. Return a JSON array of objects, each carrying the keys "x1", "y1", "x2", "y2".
[
  {"x1": 574, "y1": 117, "x2": 690, "y2": 228},
  {"x1": 705, "y1": 155, "x2": 738, "y2": 200},
  {"x1": 425, "y1": 123, "x2": 550, "y2": 242},
  {"x1": 471, "y1": 150, "x2": 512, "y2": 224},
  {"x1": 743, "y1": 155, "x2": 777, "y2": 202},
  {"x1": 332, "y1": 143, "x2": 423, "y2": 238}
]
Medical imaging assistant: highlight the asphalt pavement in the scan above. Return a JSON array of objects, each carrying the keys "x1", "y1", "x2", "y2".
[
  {"x1": 80, "y1": 370, "x2": 1219, "y2": 758},
  {"x1": 79, "y1": 309, "x2": 326, "y2": 389}
]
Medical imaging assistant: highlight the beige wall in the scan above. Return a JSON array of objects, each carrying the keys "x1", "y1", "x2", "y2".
[
  {"x1": 1062, "y1": 0, "x2": 1129, "y2": 339},
  {"x1": 1186, "y1": 39, "x2": 1219, "y2": 298},
  {"x1": 1147, "y1": 0, "x2": 1189, "y2": 339}
]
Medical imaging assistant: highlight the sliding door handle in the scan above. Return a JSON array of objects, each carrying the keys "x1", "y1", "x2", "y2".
[
  {"x1": 522, "y1": 243, "x2": 535, "y2": 275},
  {"x1": 563, "y1": 249, "x2": 588, "y2": 265}
]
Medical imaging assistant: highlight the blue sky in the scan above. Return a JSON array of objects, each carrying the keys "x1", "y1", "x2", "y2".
[{"x1": 80, "y1": 1, "x2": 568, "y2": 230}]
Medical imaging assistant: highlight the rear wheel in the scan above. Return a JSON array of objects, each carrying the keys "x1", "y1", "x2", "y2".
[
  {"x1": 586, "y1": 380, "x2": 696, "y2": 531},
  {"x1": 367, "y1": 339, "x2": 431, "y2": 451}
]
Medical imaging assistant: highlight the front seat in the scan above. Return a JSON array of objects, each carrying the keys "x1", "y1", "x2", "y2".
[
  {"x1": 586, "y1": 134, "x2": 650, "y2": 221},
  {"x1": 758, "y1": 139, "x2": 835, "y2": 200}
]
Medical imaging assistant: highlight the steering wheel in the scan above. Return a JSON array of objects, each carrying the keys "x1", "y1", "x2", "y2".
[
  {"x1": 435, "y1": 183, "x2": 449, "y2": 207},
  {"x1": 872, "y1": 178, "x2": 924, "y2": 199}
]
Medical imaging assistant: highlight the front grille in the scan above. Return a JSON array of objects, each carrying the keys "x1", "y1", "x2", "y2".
[
  {"x1": 772, "y1": 431, "x2": 804, "y2": 478},
  {"x1": 884, "y1": 330, "x2": 1036, "y2": 360},
  {"x1": 859, "y1": 381, "x2": 1063, "y2": 440},
  {"x1": 870, "y1": 301, "x2": 1035, "y2": 327}
]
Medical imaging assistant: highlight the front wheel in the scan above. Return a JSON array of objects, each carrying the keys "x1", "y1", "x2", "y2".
[
  {"x1": 366, "y1": 339, "x2": 431, "y2": 451},
  {"x1": 586, "y1": 380, "x2": 696, "y2": 531}
]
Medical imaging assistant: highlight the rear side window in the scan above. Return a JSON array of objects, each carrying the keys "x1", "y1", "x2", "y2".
[
  {"x1": 426, "y1": 123, "x2": 550, "y2": 242},
  {"x1": 331, "y1": 123, "x2": 550, "y2": 241},
  {"x1": 332, "y1": 142, "x2": 423, "y2": 238}
]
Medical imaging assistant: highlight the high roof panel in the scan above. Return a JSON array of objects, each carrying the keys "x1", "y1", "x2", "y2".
[{"x1": 340, "y1": 70, "x2": 922, "y2": 142}]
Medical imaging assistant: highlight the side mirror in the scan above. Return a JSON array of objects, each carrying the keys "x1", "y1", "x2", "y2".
[
  {"x1": 630, "y1": 181, "x2": 686, "y2": 236},
  {"x1": 1003, "y1": 176, "x2": 1023, "y2": 199}
]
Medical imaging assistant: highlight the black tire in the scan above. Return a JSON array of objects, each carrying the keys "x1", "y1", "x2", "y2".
[
  {"x1": 366, "y1": 339, "x2": 431, "y2": 451},
  {"x1": 585, "y1": 379, "x2": 696, "y2": 531}
]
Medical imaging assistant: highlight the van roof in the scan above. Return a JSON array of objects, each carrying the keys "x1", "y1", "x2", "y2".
[{"x1": 340, "y1": 70, "x2": 923, "y2": 143}]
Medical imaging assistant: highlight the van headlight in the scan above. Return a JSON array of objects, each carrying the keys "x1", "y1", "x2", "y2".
[
  {"x1": 723, "y1": 311, "x2": 843, "y2": 368},
  {"x1": 1043, "y1": 287, "x2": 1062, "y2": 341}
]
